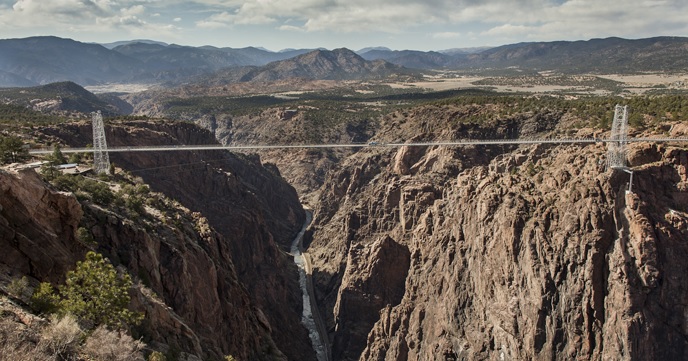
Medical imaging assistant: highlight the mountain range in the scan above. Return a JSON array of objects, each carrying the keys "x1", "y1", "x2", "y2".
[
  {"x1": 0, "y1": 36, "x2": 326, "y2": 87},
  {"x1": 0, "y1": 36, "x2": 687, "y2": 87},
  {"x1": 207, "y1": 48, "x2": 409, "y2": 84},
  {"x1": 464, "y1": 36, "x2": 688, "y2": 73}
]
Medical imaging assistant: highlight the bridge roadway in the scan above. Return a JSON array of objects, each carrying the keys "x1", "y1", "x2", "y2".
[{"x1": 27, "y1": 137, "x2": 688, "y2": 154}]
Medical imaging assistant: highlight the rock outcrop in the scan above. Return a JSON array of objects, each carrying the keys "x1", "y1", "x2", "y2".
[
  {"x1": 0, "y1": 169, "x2": 84, "y2": 283},
  {"x1": 5, "y1": 120, "x2": 315, "y2": 360},
  {"x1": 308, "y1": 104, "x2": 688, "y2": 360}
]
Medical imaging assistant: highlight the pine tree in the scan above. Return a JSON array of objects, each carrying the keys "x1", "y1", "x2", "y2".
[
  {"x1": 58, "y1": 251, "x2": 143, "y2": 330},
  {"x1": 0, "y1": 135, "x2": 27, "y2": 164},
  {"x1": 45, "y1": 143, "x2": 68, "y2": 166}
]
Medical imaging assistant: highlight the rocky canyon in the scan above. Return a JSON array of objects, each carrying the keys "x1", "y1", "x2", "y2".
[
  {"x1": 2, "y1": 100, "x2": 688, "y2": 361},
  {"x1": 1, "y1": 120, "x2": 314, "y2": 361},
  {"x1": 307, "y1": 105, "x2": 688, "y2": 360}
]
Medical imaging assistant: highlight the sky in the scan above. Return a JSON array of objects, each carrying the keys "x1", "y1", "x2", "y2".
[{"x1": 0, "y1": 0, "x2": 687, "y2": 51}]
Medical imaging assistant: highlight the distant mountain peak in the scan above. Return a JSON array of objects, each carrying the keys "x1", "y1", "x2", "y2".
[
  {"x1": 357, "y1": 46, "x2": 392, "y2": 54},
  {"x1": 234, "y1": 47, "x2": 405, "y2": 83},
  {"x1": 101, "y1": 39, "x2": 168, "y2": 49},
  {"x1": 439, "y1": 46, "x2": 492, "y2": 55}
]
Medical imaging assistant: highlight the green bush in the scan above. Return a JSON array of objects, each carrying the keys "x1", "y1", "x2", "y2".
[
  {"x1": 7, "y1": 276, "x2": 30, "y2": 301},
  {"x1": 46, "y1": 173, "x2": 118, "y2": 207},
  {"x1": 0, "y1": 135, "x2": 28, "y2": 164},
  {"x1": 68, "y1": 152, "x2": 82, "y2": 164},
  {"x1": 40, "y1": 164, "x2": 60, "y2": 182},
  {"x1": 79, "y1": 179, "x2": 114, "y2": 205},
  {"x1": 76, "y1": 227, "x2": 96, "y2": 246},
  {"x1": 59, "y1": 251, "x2": 143, "y2": 330},
  {"x1": 47, "y1": 144, "x2": 67, "y2": 166},
  {"x1": 135, "y1": 184, "x2": 150, "y2": 195},
  {"x1": 125, "y1": 196, "x2": 145, "y2": 216},
  {"x1": 51, "y1": 174, "x2": 79, "y2": 191},
  {"x1": 30, "y1": 252, "x2": 143, "y2": 331},
  {"x1": 30, "y1": 282, "x2": 60, "y2": 314},
  {"x1": 148, "y1": 351, "x2": 167, "y2": 361}
]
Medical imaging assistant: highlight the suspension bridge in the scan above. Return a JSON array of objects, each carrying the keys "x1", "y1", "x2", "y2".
[{"x1": 28, "y1": 107, "x2": 688, "y2": 187}]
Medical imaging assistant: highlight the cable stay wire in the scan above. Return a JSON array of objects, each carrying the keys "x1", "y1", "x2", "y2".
[{"x1": 27, "y1": 137, "x2": 688, "y2": 155}]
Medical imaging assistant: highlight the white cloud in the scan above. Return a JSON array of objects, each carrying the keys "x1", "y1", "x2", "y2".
[
  {"x1": 279, "y1": 24, "x2": 305, "y2": 32},
  {"x1": 483, "y1": 24, "x2": 534, "y2": 37},
  {"x1": 122, "y1": 5, "x2": 146, "y2": 16},
  {"x1": 11, "y1": 0, "x2": 113, "y2": 21},
  {"x1": 471, "y1": 0, "x2": 688, "y2": 43},
  {"x1": 1, "y1": 0, "x2": 181, "y2": 39},
  {"x1": 195, "y1": 0, "x2": 449, "y2": 31},
  {"x1": 433, "y1": 32, "x2": 462, "y2": 39},
  {"x1": 1, "y1": 0, "x2": 687, "y2": 48},
  {"x1": 196, "y1": 11, "x2": 234, "y2": 28},
  {"x1": 190, "y1": 0, "x2": 561, "y2": 34}
]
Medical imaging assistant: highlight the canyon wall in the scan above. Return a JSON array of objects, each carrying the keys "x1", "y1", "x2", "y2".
[
  {"x1": 308, "y1": 105, "x2": 688, "y2": 360},
  {"x1": 104, "y1": 121, "x2": 313, "y2": 360},
  {"x1": 3, "y1": 120, "x2": 314, "y2": 360},
  {"x1": 193, "y1": 109, "x2": 370, "y2": 200}
]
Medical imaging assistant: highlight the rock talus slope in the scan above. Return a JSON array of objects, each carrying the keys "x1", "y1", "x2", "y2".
[{"x1": 308, "y1": 105, "x2": 688, "y2": 360}]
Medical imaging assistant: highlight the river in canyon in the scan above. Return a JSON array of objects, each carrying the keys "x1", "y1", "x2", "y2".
[{"x1": 290, "y1": 210, "x2": 329, "y2": 361}]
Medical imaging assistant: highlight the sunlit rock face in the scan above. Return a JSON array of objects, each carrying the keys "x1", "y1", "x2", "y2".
[{"x1": 308, "y1": 105, "x2": 688, "y2": 361}]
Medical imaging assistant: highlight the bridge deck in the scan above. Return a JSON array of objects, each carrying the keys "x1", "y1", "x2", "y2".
[{"x1": 27, "y1": 137, "x2": 688, "y2": 154}]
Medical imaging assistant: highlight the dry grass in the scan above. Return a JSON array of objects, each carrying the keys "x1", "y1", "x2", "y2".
[
  {"x1": 81, "y1": 326, "x2": 145, "y2": 361},
  {"x1": 6, "y1": 276, "x2": 30, "y2": 302},
  {"x1": 0, "y1": 307, "x2": 145, "y2": 361},
  {"x1": 39, "y1": 314, "x2": 82, "y2": 358},
  {"x1": 0, "y1": 316, "x2": 47, "y2": 361}
]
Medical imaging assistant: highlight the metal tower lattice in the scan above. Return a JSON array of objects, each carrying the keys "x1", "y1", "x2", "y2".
[
  {"x1": 92, "y1": 111, "x2": 111, "y2": 174},
  {"x1": 607, "y1": 104, "x2": 629, "y2": 170}
]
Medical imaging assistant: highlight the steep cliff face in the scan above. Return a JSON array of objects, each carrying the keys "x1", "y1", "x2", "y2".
[
  {"x1": 193, "y1": 108, "x2": 371, "y2": 200},
  {"x1": 107, "y1": 122, "x2": 313, "y2": 361},
  {"x1": 0, "y1": 169, "x2": 84, "y2": 284},
  {"x1": 308, "y1": 104, "x2": 688, "y2": 360},
  {"x1": 83, "y1": 191, "x2": 291, "y2": 361},
  {"x1": 0, "y1": 169, "x2": 282, "y2": 360},
  {"x1": 12, "y1": 120, "x2": 314, "y2": 360}
]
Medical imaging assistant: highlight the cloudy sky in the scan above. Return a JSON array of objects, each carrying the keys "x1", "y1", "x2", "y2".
[{"x1": 0, "y1": 0, "x2": 687, "y2": 51}]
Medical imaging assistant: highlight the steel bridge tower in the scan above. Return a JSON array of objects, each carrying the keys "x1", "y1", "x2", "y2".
[
  {"x1": 607, "y1": 104, "x2": 635, "y2": 192},
  {"x1": 92, "y1": 111, "x2": 111, "y2": 174},
  {"x1": 607, "y1": 104, "x2": 629, "y2": 169}
]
